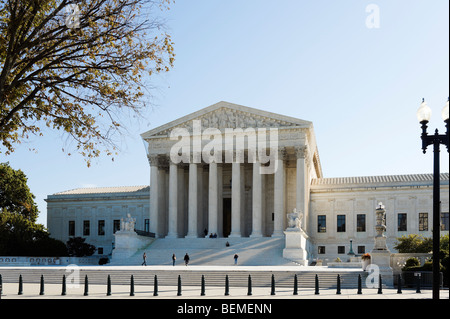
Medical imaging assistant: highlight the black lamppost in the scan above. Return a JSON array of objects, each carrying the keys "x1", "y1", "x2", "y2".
[{"x1": 416, "y1": 98, "x2": 449, "y2": 300}]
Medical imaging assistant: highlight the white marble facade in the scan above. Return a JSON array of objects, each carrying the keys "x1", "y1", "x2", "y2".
[
  {"x1": 141, "y1": 101, "x2": 322, "y2": 239},
  {"x1": 46, "y1": 186, "x2": 150, "y2": 255},
  {"x1": 46, "y1": 101, "x2": 449, "y2": 260},
  {"x1": 309, "y1": 175, "x2": 449, "y2": 262}
]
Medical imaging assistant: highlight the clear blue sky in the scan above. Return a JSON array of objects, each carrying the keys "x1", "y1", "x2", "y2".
[{"x1": 2, "y1": 0, "x2": 449, "y2": 226}]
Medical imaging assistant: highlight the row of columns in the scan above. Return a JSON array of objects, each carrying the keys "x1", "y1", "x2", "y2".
[{"x1": 149, "y1": 146, "x2": 309, "y2": 238}]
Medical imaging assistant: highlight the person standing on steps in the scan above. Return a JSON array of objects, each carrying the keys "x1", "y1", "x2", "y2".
[
  {"x1": 172, "y1": 253, "x2": 176, "y2": 266},
  {"x1": 142, "y1": 252, "x2": 147, "y2": 266},
  {"x1": 184, "y1": 253, "x2": 190, "y2": 266},
  {"x1": 234, "y1": 253, "x2": 239, "y2": 265}
]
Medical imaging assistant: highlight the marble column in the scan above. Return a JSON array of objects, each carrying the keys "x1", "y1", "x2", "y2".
[
  {"x1": 250, "y1": 161, "x2": 263, "y2": 237},
  {"x1": 186, "y1": 160, "x2": 199, "y2": 238},
  {"x1": 208, "y1": 162, "x2": 219, "y2": 236},
  {"x1": 167, "y1": 162, "x2": 178, "y2": 238},
  {"x1": 177, "y1": 165, "x2": 186, "y2": 236},
  {"x1": 296, "y1": 146, "x2": 308, "y2": 226},
  {"x1": 158, "y1": 166, "x2": 167, "y2": 237},
  {"x1": 149, "y1": 155, "x2": 160, "y2": 237},
  {"x1": 272, "y1": 148, "x2": 286, "y2": 237},
  {"x1": 229, "y1": 162, "x2": 242, "y2": 237}
]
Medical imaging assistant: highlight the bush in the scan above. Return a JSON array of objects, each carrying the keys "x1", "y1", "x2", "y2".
[
  {"x1": 394, "y1": 234, "x2": 432, "y2": 253},
  {"x1": 31, "y1": 237, "x2": 68, "y2": 257},
  {"x1": 421, "y1": 261, "x2": 434, "y2": 271},
  {"x1": 0, "y1": 209, "x2": 67, "y2": 256},
  {"x1": 403, "y1": 261, "x2": 443, "y2": 272},
  {"x1": 66, "y1": 237, "x2": 96, "y2": 257},
  {"x1": 98, "y1": 257, "x2": 109, "y2": 265},
  {"x1": 403, "y1": 257, "x2": 420, "y2": 270},
  {"x1": 396, "y1": 234, "x2": 449, "y2": 287}
]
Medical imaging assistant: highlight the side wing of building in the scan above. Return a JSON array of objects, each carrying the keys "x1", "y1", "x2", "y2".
[
  {"x1": 46, "y1": 186, "x2": 150, "y2": 255},
  {"x1": 308, "y1": 173, "x2": 449, "y2": 263}
]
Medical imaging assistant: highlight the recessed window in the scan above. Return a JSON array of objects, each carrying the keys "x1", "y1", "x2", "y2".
[
  {"x1": 398, "y1": 213, "x2": 407, "y2": 231},
  {"x1": 337, "y1": 215, "x2": 346, "y2": 232},
  {"x1": 98, "y1": 220, "x2": 105, "y2": 236},
  {"x1": 83, "y1": 220, "x2": 90, "y2": 236},
  {"x1": 317, "y1": 215, "x2": 326, "y2": 233},
  {"x1": 145, "y1": 219, "x2": 150, "y2": 232},
  {"x1": 113, "y1": 220, "x2": 120, "y2": 233},
  {"x1": 441, "y1": 213, "x2": 449, "y2": 231},
  {"x1": 68, "y1": 221, "x2": 75, "y2": 236},
  {"x1": 419, "y1": 213, "x2": 428, "y2": 231},
  {"x1": 357, "y1": 214, "x2": 366, "y2": 232}
]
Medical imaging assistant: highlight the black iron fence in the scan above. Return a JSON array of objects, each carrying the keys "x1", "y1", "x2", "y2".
[{"x1": 402, "y1": 271, "x2": 443, "y2": 288}]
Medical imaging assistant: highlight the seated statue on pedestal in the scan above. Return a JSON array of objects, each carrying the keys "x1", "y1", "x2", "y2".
[
  {"x1": 287, "y1": 208, "x2": 303, "y2": 229},
  {"x1": 120, "y1": 213, "x2": 136, "y2": 232},
  {"x1": 283, "y1": 208, "x2": 308, "y2": 265}
]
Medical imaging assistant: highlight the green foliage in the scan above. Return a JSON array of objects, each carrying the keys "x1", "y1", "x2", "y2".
[
  {"x1": 0, "y1": 162, "x2": 67, "y2": 256},
  {"x1": 394, "y1": 234, "x2": 432, "y2": 253},
  {"x1": 440, "y1": 234, "x2": 449, "y2": 255},
  {"x1": 66, "y1": 237, "x2": 96, "y2": 257},
  {"x1": 0, "y1": 209, "x2": 67, "y2": 256},
  {"x1": 404, "y1": 257, "x2": 420, "y2": 269},
  {"x1": 403, "y1": 261, "x2": 442, "y2": 272},
  {"x1": 398, "y1": 234, "x2": 449, "y2": 286},
  {"x1": 0, "y1": 162, "x2": 39, "y2": 222},
  {"x1": 0, "y1": 0, "x2": 175, "y2": 166}
]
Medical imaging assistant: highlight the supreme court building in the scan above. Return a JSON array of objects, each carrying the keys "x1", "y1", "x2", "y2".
[
  {"x1": 46, "y1": 101, "x2": 449, "y2": 263},
  {"x1": 141, "y1": 101, "x2": 322, "y2": 239}
]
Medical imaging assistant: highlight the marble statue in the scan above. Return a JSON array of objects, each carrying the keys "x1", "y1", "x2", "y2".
[
  {"x1": 120, "y1": 213, "x2": 136, "y2": 232},
  {"x1": 287, "y1": 208, "x2": 303, "y2": 229}
]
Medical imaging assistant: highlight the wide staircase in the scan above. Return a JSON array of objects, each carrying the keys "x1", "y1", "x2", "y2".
[
  {"x1": 0, "y1": 237, "x2": 368, "y2": 289},
  {"x1": 0, "y1": 266, "x2": 367, "y2": 289},
  {"x1": 110, "y1": 237, "x2": 295, "y2": 266}
]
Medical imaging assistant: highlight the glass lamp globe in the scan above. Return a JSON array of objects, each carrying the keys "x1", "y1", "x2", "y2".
[
  {"x1": 416, "y1": 99, "x2": 432, "y2": 123},
  {"x1": 442, "y1": 98, "x2": 449, "y2": 121}
]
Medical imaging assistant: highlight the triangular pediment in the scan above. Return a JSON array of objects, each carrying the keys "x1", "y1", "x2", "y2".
[{"x1": 141, "y1": 101, "x2": 312, "y2": 139}]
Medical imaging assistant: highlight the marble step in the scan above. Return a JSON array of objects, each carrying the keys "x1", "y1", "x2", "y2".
[
  {"x1": 0, "y1": 267, "x2": 367, "y2": 288},
  {"x1": 111, "y1": 237, "x2": 294, "y2": 266}
]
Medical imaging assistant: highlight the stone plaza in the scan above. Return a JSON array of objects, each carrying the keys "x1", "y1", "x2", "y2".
[{"x1": 0, "y1": 265, "x2": 444, "y2": 300}]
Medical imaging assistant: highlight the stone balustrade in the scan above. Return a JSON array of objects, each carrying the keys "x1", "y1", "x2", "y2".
[
  {"x1": 390, "y1": 253, "x2": 432, "y2": 274},
  {"x1": 0, "y1": 256, "x2": 102, "y2": 266}
]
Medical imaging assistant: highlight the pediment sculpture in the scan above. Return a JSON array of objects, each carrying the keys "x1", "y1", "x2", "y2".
[{"x1": 149, "y1": 108, "x2": 301, "y2": 137}]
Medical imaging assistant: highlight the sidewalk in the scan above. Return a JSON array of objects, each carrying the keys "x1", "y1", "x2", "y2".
[{"x1": 0, "y1": 282, "x2": 446, "y2": 299}]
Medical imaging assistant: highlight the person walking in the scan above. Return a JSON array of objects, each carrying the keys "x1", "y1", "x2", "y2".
[
  {"x1": 142, "y1": 252, "x2": 147, "y2": 266},
  {"x1": 172, "y1": 253, "x2": 176, "y2": 266},
  {"x1": 184, "y1": 253, "x2": 190, "y2": 266},
  {"x1": 234, "y1": 253, "x2": 239, "y2": 265}
]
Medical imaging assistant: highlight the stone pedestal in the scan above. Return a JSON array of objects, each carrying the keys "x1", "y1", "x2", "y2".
[
  {"x1": 112, "y1": 230, "x2": 154, "y2": 261},
  {"x1": 283, "y1": 228, "x2": 309, "y2": 266},
  {"x1": 370, "y1": 249, "x2": 394, "y2": 287},
  {"x1": 370, "y1": 203, "x2": 393, "y2": 287}
]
